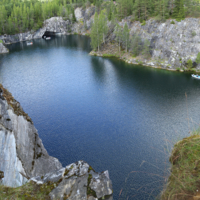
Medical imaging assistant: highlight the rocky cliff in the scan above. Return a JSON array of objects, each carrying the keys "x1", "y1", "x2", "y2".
[
  {"x1": 1, "y1": 6, "x2": 200, "y2": 69},
  {"x1": 0, "y1": 43, "x2": 9, "y2": 54},
  {"x1": 0, "y1": 84, "x2": 113, "y2": 199}
]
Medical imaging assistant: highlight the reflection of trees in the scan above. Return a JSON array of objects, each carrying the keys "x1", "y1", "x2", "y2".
[
  {"x1": 90, "y1": 56, "x2": 106, "y2": 83},
  {"x1": 7, "y1": 35, "x2": 92, "y2": 53}
]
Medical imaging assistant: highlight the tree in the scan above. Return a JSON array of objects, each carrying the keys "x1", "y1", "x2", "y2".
[
  {"x1": 114, "y1": 24, "x2": 123, "y2": 52},
  {"x1": 99, "y1": 10, "x2": 108, "y2": 44},
  {"x1": 142, "y1": 39, "x2": 151, "y2": 58},
  {"x1": 90, "y1": 12, "x2": 103, "y2": 51},
  {"x1": 131, "y1": 34, "x2": 142, "y2": 56},
  {"x1": 177, "y1": 0, "x2": 185, "y2": 21},
  {"x1": 187, "y1": 59, "x2": 193, "y2": 69},
  {"x1": 122, "y1": 23, "x2": 130, "y2": 52}
]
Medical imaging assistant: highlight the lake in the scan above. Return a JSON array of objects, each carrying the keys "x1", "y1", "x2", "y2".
[{"x1": 1, "y1": 35, "x2": 200, "y2": 199}]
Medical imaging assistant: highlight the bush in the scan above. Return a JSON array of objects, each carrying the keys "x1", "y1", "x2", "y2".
[
  {"x1": 141, "y1": 20, "x2": 146, "y2": 26},
  {"x1": 0, "y1": 40, "x2": 2, "y2": 43},
  {"x1": 196, "y1": 52, "x2": 200, "y2": 64},
  {"x1": 192, "y1": 31, "x2": 197, "y2": 37},
  {"x1": 187, "y1": 59, "x2": 193, "y2": 69},
  {"x1": 170, "y1": 20, "x2": 175, "y2": 24}
]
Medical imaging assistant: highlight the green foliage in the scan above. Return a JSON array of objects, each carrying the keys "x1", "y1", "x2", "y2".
[
  {"x1": 196, "y1": 52, "x2": 200, "y2": 64},
  {"x1": 187, "y1": 59, "x2": 193, "y2": 69},
  {"x1": 131, "y1": 34, "x2": 142, "y2": 57},
  {"x1": 90, "y1": 10, "x2": 108, "y2": 51},
  {"x1": 142, "y1": 39, "x2": 151, "y2": 58},
  {"x1": 102, "y1": 53, "x2": 118, "y2": 57},
  {"x1": 122, "y1": 23, "x2": 130, "y2": 52},
  {"x1": 114, "y1": 24, "x2": 123, "y2": 52},
  {"x1": 192, "y1": 31, "x2": 197, "y2": 37},
  {"x1": 141, "y1": 20, "x2": 146, "y2": 26},
  {"x1": 0, "y1": 40, "x2": 2, "y2": 43},
  {"x1": 170, "y1": 20, "x2": 175, "y2": 24}
]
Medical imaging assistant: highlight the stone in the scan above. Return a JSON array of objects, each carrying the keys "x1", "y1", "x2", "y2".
[
  {"x1": 0, "y1": 43, "x2": 9, "y2": 54},
  {"x1": 0, "y1": 84, "x2": 113, "y2": 199},
  {"x1": 0, "y1": 85, "x2": 62, "y2": 187}
]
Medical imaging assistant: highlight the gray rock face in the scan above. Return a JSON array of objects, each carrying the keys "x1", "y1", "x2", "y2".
[
  {"x1": 0, "y1": 85, "x2": 62, "y2": 187},
  {"x1": 0, "y1": 6, "x2": 95, "y2": 44},
  {"x1": 30, "y1": 161, "x2": 113, "y2": 200},
  {"x1": 0, "y1": 85, "x2": 113, "y2": 199},
  {"x1": 0, "y1": 43, "x2": 9, "y2": 54},
  {"x1": 116, "y1": 17, "x2": 200, "y2": 69},
  {"x1": 1, "y1": 6, "x2": 200, "y2": 70}
]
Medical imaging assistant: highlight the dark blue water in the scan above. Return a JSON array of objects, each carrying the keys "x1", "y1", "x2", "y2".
[{"x1": 1, "y1": 35, "x2": 200, "y2": 199}]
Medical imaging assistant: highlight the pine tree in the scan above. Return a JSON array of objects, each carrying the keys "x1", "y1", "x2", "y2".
[
  {"x1": 90, "y1": 12, "x2": 103, "y2": 51},
  {"x1": 99, "y1": 10, "x2": 108, "y2": 44},
  {"x1": 131, "y1": 34, "x2": 142, "y2": 56},
  {"x1": 142, "y1": 39, "x2": 151, "y2": 58},
  {"x1": 114, "y1": 24, "x2": 123, "y2": 52},
  {"x1": 122, "y1": 23, "x2": 130, "y2": 52},
  {"x1": 177, "y1": 0, "x2": 185, "y2": 21},
  {"x1": 172, "y1": 0, "x2": 181, "y2": 19}
]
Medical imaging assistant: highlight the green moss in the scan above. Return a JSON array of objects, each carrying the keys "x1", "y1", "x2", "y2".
[
  {"x1": 64, "y1": 169, "x2": 69, "y2": 176},
  {"x1": 0, "y1": 84, "x2": 33, "y2": 123},
  {"x1": 87, "y1": 174, "x2": 97, "y2": 198},
  {"x1": 0, "y1": 181, "x2": 53, "y2": 200},
  {"x1": 88, "y1": 166, "x2": 95, "y2": 172}
]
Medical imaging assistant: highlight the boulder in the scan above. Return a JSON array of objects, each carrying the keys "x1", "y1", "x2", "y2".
[{"x1": 0, "y1": 43, "x2": 9, "y2": 53}]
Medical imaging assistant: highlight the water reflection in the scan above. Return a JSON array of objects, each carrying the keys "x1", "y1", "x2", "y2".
[{"x1": 0, "y1": 35, "x2": 200, "y2": 199}]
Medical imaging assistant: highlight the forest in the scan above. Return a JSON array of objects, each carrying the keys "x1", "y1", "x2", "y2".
[{"x1": 0, "y1": 0, "x2": 200, "y2": 35}]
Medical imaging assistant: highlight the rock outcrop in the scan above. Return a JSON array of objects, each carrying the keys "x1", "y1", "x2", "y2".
[
  {"x1": 30, "y1": 160, "x2": 113, "y2": 200},
  {"x1": 0, "y1": 43, "x2": 9, "y2": 54},
  {"x1": 2, "y1": 6, "x2": 200, "y2": 69},
  {"x1": 0, "y1": 84, "x2": 113, "y2": 199},
  {"x1": 0, "y1": 85, "x2": 62, "y2": 187}
]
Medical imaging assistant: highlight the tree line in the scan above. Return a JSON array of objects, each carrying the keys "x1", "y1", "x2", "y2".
[
  {"x1": 1, "y1": 0, "x2": 200, "y2": 36},
  {"x1": 0, "y1": 0, "x2": 86, "y2": 35}
]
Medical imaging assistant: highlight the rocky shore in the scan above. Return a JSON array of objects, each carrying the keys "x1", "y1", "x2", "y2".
[
  {"x1": 0, "y1": 84, "x2": 113, "y2": 199},
  {"x1": 1, "y1": 6, "x2": 200, "y2": 71},
  {"x1": 0, "y1": 43, "x2": 9, "y2": 54}
]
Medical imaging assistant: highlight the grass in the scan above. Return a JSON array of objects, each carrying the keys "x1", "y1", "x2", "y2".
[
  {"x1": 0, "y1": 40, "x2": 3, "y2": 44},
  {"x1": 102, "y1": 53, "x2": 119, "y2": 58},
  {"x1": 0, "y1": 84, "x2": 32, "y2": 123},
  {"x1": 0, "y1": 181, "x2": 53, "y2": 200},
  {"x1": 161, "y1": 129, "x2": 200, "y2": 200}
]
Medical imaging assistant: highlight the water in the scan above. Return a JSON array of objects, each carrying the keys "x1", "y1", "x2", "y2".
[{"x1": 1, "y1": 35, "x2": 200, "y2": 199}]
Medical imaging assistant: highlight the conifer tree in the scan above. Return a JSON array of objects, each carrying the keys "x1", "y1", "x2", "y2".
[
  {"x1": 90, "y1": 12, "x2": 103, "y2": 51},
  {"x1": 177, "y1": 0, "x2": 185, "y2": 21},
  {"x1": 99, "y1": 10, "x2": 108, "y2": 44},
  {"x1": 131, "y1": 34, "x2": 142, "y2": 56},
  {"x1": 122, "y1": 23, "x2": 130, "y2": 52},
  {"x1": 114, "y1": 24, "x2": 123, "y2": 52},
  {"x1": 142, "y1": 39, "x2": 151, "y2": 58}
]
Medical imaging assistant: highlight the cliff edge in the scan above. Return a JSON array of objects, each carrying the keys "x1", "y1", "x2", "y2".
[{"x1": 0, "y1": 84, "x2": 113, "y2": 199}]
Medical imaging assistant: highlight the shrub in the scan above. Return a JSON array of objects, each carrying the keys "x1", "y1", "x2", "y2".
[
  {"x1": 170, "y1": 20, "x2": 175, "y2": 24},
  {"x1": 0, "y1": 40, "x2": 2, "y2": 43},
  {"x1": 187, "y1": 59, "x2": 193, "y2": 69},
  {"x1": 196, "y1": 52, "x2": 200, "y2": 64},
  {"x1": 141, "y1": 20, "x2": 146, "y2": 26},
  {"x1": 192, "y1": 31, "x2": 197, "y2": 37}
]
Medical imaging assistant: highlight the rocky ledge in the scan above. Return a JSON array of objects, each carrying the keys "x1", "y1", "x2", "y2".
[
  {"x1": 0, "y1": 84, "x2": 113, "y2": 199},
  {"x1": 30, "y1": 160, "x2": 113, "y2": 200},
  {"x1": 0, "y1": 43, "x2": 9, "y2": 54}
]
